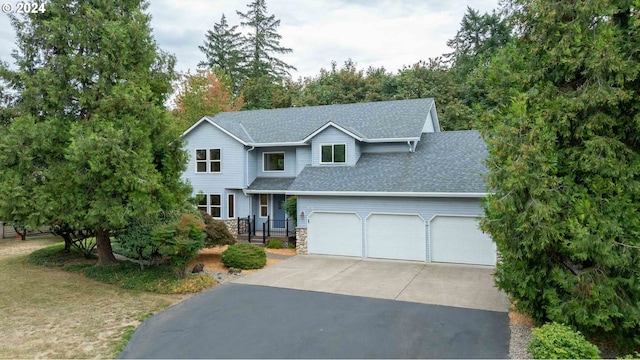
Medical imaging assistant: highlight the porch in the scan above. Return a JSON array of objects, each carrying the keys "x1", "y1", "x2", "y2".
[{"x1": 235, "y1": 215, "x2": 296, "y2": 246}]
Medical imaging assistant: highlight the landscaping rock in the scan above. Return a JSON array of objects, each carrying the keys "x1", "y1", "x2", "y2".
[
  {"x1": 228, "y1": 267, "x2": 242, "y2": 275},
  {"x1": 192, "y1": 263, "x2": 205, "y2": 273}
]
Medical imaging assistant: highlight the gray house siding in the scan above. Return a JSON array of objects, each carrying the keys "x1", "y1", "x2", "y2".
[
  {"x1": 182, "y1": 122, "x2": 247, "y2": 220},
  {"x1": 296, "y1": 195, "x2": 484, "y2": 262},
  {"x1": 311, "y1": 127, "x2": 357, "y2": 166},
  {"x1": 255, "y1": 147, "x2": 297, "y2": 178},
  {"x1": 247, "y1": 148, "x2": 257, "y2": 187},
  {"x1": 361, "y1": 142, "x2": 410, "y2": 153},
  {"x1": 296, "y1": 146, "x2": 311, "y2": 175}
]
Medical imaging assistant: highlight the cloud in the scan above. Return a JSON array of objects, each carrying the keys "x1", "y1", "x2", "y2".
[{"x1": 0, "y1": 0, "x2": 501, "y2": 79}]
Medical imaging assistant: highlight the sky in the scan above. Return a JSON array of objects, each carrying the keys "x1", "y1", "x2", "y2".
[{"x1": 0, "y1": 0, "x2": 501, "y2": 80}]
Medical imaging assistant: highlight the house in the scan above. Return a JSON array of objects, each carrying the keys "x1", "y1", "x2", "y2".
[{"x1": 181, "y1": 98, "x2": 496, "y2": 266}]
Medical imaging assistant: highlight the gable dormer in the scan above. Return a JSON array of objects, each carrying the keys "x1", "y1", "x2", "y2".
[{"x1": 307, "y1": 123, "x2": 362, "y2": 166}]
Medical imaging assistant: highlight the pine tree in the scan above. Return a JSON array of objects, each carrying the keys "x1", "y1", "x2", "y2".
[
  {"x1": 479, "y1": 0, "x2": 640, "y2": 347},
  {"x1": 236, "y1": 0, "x2": 296, "y2": 79},
  {"x1": 0, "y1": 0, "x2": 191, "y2": 265},
  {"x1": 198, "y1": 14, "x2": 245, "y2": 92}
]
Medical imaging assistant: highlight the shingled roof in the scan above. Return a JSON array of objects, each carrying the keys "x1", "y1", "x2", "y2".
[
  {"x1": 188, "y1": 98, "x2": 436, "y2": 144},
  {"x1": 288, "y1": 130, "x2": 488, "y2": 194}
]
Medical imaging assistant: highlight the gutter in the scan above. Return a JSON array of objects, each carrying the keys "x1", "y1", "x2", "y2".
[{"x1": 284, "y1": 191, "x2": 490, "y2": 198}]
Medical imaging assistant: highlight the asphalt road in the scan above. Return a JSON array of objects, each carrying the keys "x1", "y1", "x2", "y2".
[{"x1": 119, "y1": 283, "x2": 509, "y2": 359}]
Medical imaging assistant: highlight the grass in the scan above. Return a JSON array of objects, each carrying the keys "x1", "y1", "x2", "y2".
[
  {"x1": 29, "y1": 242, "x2": 215, "y2": 294},
  {"x1": 0, "y1": 236, "x2": 185, "y2": 358}
]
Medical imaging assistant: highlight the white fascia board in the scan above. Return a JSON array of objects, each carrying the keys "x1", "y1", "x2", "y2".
[
  {"x1": 285, "y1": 191, "x2": 489, "y2": 198},
  {"x1": 245, "y1": 189, "x2": 287, "y2": 194},
  {"x1": 181, "y1": 116, "x2": 249, "y2": 146},
  {"x1": 363, "y1": 137, "x2": 421, "y2": 143},
  {"x1": 248, "y1": 142, "x2": 306, "y2": 147},
  {"x1": 302, "y1": 122, "x2": 364, "y2": 143}
]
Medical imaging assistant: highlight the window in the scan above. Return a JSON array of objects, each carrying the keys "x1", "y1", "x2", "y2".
[
  {"x1": 195, "y1": 148, "x2": 221, "y2": 173},
  {"x1": 263, "y1": 152, "x2": 285, "y2": 172},
  {"x1": 228, "y1": 194, "x2": 235, "y2": 218},
  {"x1": 197, "y1": 193, "x2": 221, "y2": 218},
  {"x1": 210, "y1": 194, "x2": 221, "y2": 218},
  {"x1": 320, "y1": 144, "x2": 346, "y2": 164},
  {"x1": 259, "y1": 194, "x2": 268, "y2": 217}
]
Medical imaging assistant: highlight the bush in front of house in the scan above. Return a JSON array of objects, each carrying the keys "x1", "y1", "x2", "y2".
[
  {"x1": 221, "y1": 243, "x2": 266, "y2": 269},
  {"x1": 153, "y1": 213, "x2": 206, "y2": 278},
  {"x1": 200, "y1": 210, "x2": 236, "y2": 247},
  {"x1": 266, "y1": 239, "x2": 283, "y2": 249},
  {"x1": 527, "y1": 322, "x2": 600, "y2": 359}
]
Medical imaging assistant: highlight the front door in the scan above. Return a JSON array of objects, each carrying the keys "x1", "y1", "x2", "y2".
[{"x1": 272, "y1": 194, "x2": 286, "y2": 228}]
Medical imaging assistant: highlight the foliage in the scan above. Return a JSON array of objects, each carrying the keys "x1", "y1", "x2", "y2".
[
  {"x1": 266, "y1": 239, "x2": 283, "y2": 249},
  {"x1": 173, "y1": 69, "x2": 243, "y2": 130},
  {"x1": 527, "y1": 323, "x2": 600, "y2": 359},
  {"x1": 236, "y1": 0, "x2": 296, "y2": 79},
  {"x1": 283, "y1": 196, "x2": 297, "y2": 226},
  {"x1": 618, "y1": 351, "x2": 640, "y2": 359},
  {"x1": 115, "y1": 217, "x2": 162, "y2": 269},
  {"x1": 198, "y1": 14, "x2": 246, "y2": 92},
  {"x1": 29, "y1": 242, "x2": 213, "y2": 294},
  {"x1": 200, "y1": 210, "x2": 236, "y2": 247},
  {"x1": 0, "y1": 0, "x2": 192, "y2": 266},
  {"x1": 28, "y1": 243, "x2": 95, "y2": 267},
  {"x1": 221, "y1": 243, "x2": 266, "y2": 269},
  {"x1": 152, "y1": 213, "x2": 206, "y2": 278},
  {"x1": 293, "y1": 60, "x2": 396, "y2": 107},
  {"x1": 79, "y1": 260, "x2": 214, "y2": 294},
  {"x1": 479, "y1": 0, "x2": 640, "y2": 348},
  {"x1": 240, "y1": 75, "x2": 295, "y2": 110}
]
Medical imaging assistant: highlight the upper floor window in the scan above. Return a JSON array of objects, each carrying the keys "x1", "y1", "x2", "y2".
[
  {"x1": 196, "y1": 148, "x2": 221, "y2": 173},
  {"x1": 321, "y1": 144, "x2": 346, "y2": 164},
  {"x1": 263, "y1": 152, "x2": 285, "y2": 172}
]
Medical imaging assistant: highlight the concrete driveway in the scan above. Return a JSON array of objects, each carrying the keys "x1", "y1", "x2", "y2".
[{"x1": 234, "y1": 255, "x2": 510, "y2": 312}]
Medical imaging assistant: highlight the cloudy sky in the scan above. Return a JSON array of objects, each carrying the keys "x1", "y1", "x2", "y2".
[{"x1": 0, "y1": 0, "x2": 500, "y2": 79}]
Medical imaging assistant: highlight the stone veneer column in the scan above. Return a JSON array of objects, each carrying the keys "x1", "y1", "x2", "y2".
[
  {"x1": 295, "y1": 227, "x2": 308, "y2": 255},
  {"x1": 221, "y1": 219, "x2": 238, "y2": 237}
]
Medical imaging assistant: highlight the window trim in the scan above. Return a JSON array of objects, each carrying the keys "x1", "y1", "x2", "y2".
[
  {"x1": 197, "y1": 193, "x2": 222, "y2": 218},
  {"x1": 319, "y1": 143, "x2": 347, "y2": 164},
  {"x1": 228, "y1": 193, "x2": 235, "y2": 219},
  {"x1": 262, "y1": 151, "x2": 286, "y2": 172},
  {"x1": 194, "y1": 148, "x2": 222, "y2": 173},
  {"x1": 259, "y1": 194, "x2": 268, "y2": 218}
]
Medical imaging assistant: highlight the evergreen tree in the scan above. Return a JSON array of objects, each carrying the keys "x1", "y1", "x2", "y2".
[
  {"x1": 236, "y1": 0, "x2": 296, "y2": 79},
  {"x1": 479, "y1": 0, "x2": 640, "y2": 347},
  {"x1": 0, "y1": 0, "x2": 191, "y2": 265},
  {"x1": 198, "y1": 14, "x2": 245, "y2": 92}
]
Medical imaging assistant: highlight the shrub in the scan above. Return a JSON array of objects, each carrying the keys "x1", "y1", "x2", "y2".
[
  {"x1": 153, "y1": 213, "x2": 205, "y2": 278},
  {"x1": 200, "y1": 210, "x2": 235, "y2": 246},
  {"x1": 284, "y1": 196, "x2": 297, "y2": 226},
  {"x1": 28, "y1": 243, "x2": 94, "y2": 266},
  {"x1": 115, "y1": 217, "x2": 160, "y2": 268},
  {"x1": 527, "y1": 323, "x2": 600, "y2": 359},
  {"x1": 221, "y1": 243, "x2": 266, "y2": 269},
  {"x1": 266, "y1": 239, "x2": 283, "y2": 249}
]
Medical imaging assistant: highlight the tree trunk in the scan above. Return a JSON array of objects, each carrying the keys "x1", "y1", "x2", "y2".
[{"x1": 96, "y1": 229, "x2": 117, "y2": 265}]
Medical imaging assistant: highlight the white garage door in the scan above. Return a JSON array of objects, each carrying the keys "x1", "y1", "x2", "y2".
[
  {"x1": 307, "y1": 212, "x2": 362, "y2": 257},
  {"x1": 430, "y1": 216, "x2": 496, "y2": 266},
  {"x1": 366, "y1": 214, "x2": 426, "y2": 262}
]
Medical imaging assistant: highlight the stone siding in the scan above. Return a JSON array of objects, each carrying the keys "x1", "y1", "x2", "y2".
[
  {"x1": 295, "y1": 227, "x2": 308, "y2": 255},
  {"x1": 221, "y1": 219, "x2": 238, "y2": 237}
]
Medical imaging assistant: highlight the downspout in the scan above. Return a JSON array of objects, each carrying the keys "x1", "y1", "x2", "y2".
[{"x1": 407, "y1": 141, "x2": 414, "y2": 153}]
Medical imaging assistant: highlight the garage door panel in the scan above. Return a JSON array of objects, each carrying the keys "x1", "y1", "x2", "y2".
[
  {"x1": 367, "y1": 214, "x2": 426, "y2": 262},
  {"x1": 307, "y1": 212, "x2": 362, "y2": 257},
  {"x1": 430, "y1": 216, "x2": 496, "y2": 266}
]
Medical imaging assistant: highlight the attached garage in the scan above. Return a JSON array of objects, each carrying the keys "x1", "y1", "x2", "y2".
[
  {"x1": 366, "y1": 214, "x2": 426, "y2": 261},
  {"x1": 307, "y1": 212, "x2": 362, "y2": 257},
  {"x1": 430, "y1": 216, "x2": 496, "y2": 266}
]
